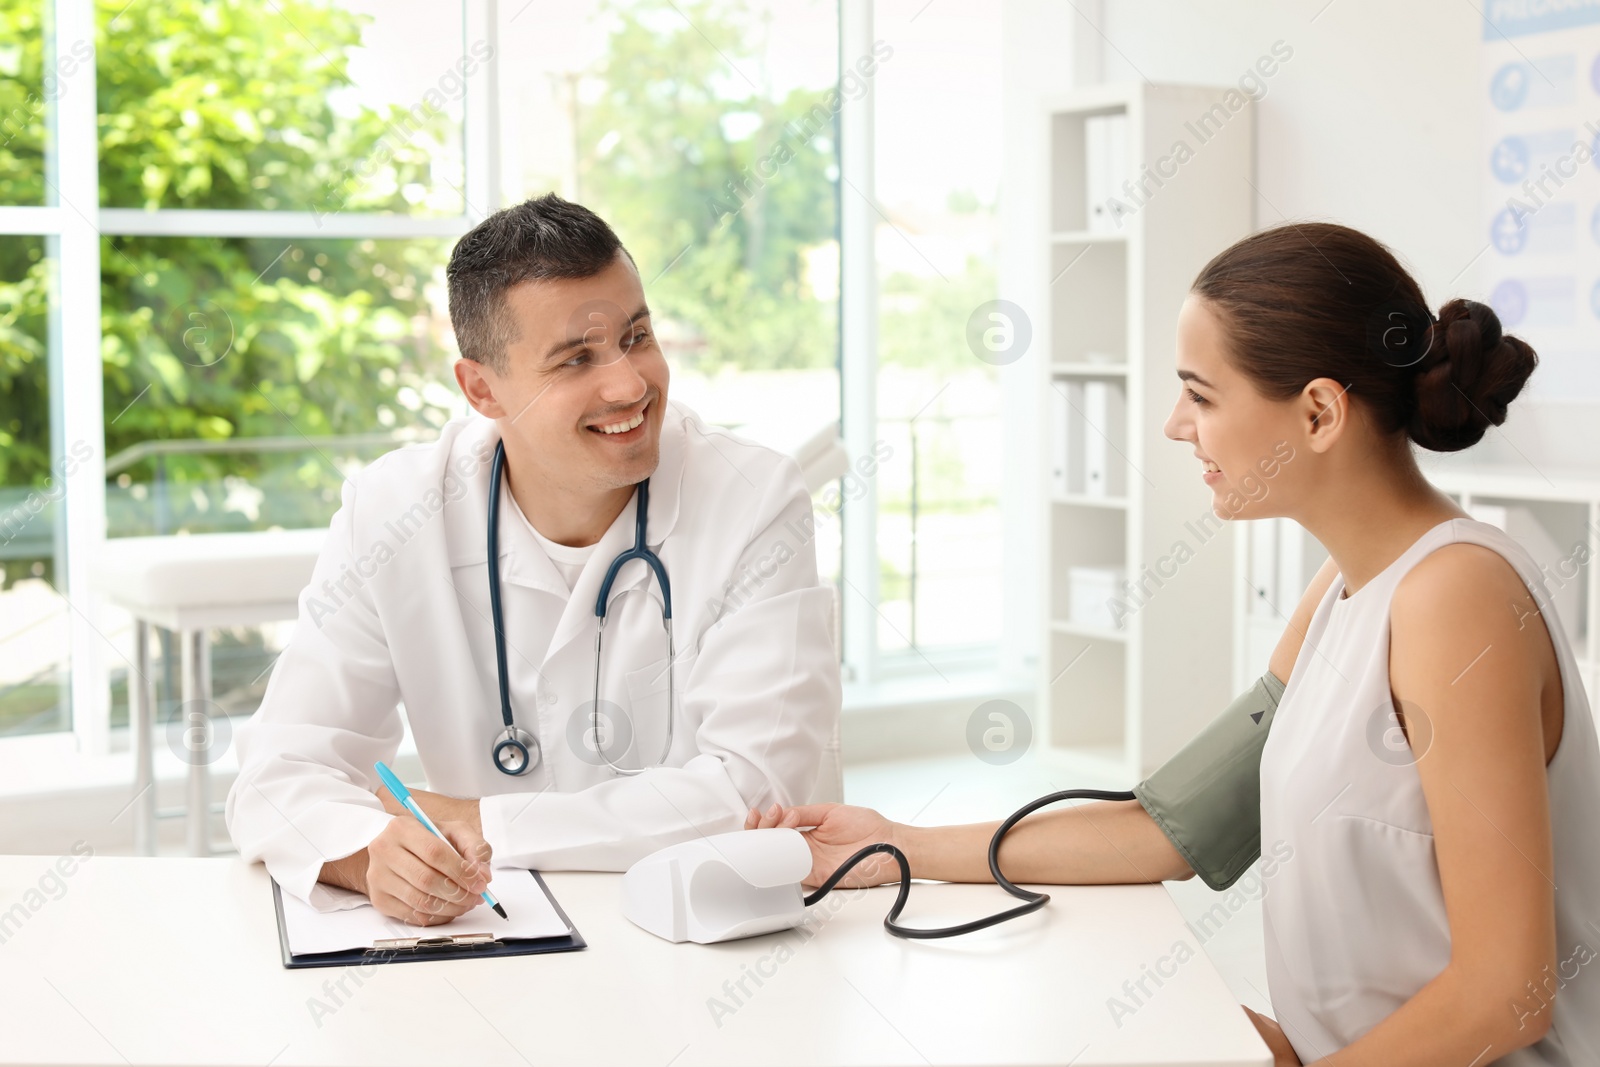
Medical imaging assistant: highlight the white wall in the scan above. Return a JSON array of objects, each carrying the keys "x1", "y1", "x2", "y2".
[
  {"x1": 999, "y1": 0, "x2": 1600, "y2": 664},
  {"x1": 1098, "y1": 0, "x2": 1485, "y2": 299}
]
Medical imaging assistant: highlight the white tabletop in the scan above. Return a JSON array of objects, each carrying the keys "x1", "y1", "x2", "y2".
[{"x1": 0, "y1": 856, "x2": 1270, "y2": 1067}]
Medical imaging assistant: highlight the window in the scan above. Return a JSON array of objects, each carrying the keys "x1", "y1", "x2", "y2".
[
  {"x1": 0, "y1": 0, "x2": 486, "y2": 747},
  {"x1": 2, "y1": 0, "x2": 1021, "y2": 755},
  {"x1": 0, "y1": 0, "x2": 50, "y2": 206},
  {"x1": 1, "y1": 0, "x2": 75, "y2": 737},
  {"x1": 91, "y1": 0, "x2": 478, "y2": 737},
  {"x1": 500, "y1": 0, "x2": 845, "y2": 588},
  {"x1": 0, "y1": 233, "x2": 66, "y2": 735},
  {"x1": 869, "y1": 0, "x2": 1003, "y2": 662},
  {"x1": 98, "y1": 0, "x2": 468, "y2": 216}
]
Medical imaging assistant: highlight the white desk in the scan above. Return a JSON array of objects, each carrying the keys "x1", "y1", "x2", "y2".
[{"x1": 0, "y1": 856, "x2": 1270, "y2": 1066}]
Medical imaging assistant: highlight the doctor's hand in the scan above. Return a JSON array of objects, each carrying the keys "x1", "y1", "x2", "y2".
[
  {"x1": 744, "y1": 803, "x2": 906, "y2": 889},
  {"x1": 364, "y1": 816, "x2": 494, "y2": 927},
  {"x1": 376, "y1": 783, "x2": 483, "y2": 836}
]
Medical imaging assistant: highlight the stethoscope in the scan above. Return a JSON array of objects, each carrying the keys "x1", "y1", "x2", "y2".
[{"x1": 485, "y1": 440, "x2": 675, "y2": 777}]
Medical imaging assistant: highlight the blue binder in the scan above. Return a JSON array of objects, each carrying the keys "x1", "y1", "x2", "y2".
[{"x1": 272, "y1": 869, "x2": 586, "y2": 969}]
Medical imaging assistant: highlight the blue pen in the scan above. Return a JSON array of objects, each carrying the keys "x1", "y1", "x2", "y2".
[{"x1": 375, "y1": 761, "x2": 507, "y2": 920}]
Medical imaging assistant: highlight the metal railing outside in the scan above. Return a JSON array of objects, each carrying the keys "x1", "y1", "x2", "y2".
[{"x1": 104, "y1": 427, "x2": 440, "y2": 536}]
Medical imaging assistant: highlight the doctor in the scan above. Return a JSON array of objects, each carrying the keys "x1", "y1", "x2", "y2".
[{"x1": 226, "y1": 194, "x2": 841, "y2": 925}]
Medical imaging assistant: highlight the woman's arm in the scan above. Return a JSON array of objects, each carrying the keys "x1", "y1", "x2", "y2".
[
  {"x1": 1293, "y1": 544, "x2": 1559, "y2": 1065},
  {"x1": 750, "y1": 558, "x2": 1340, "y2": 888},
  {"x1": 907, "y1": 797, "x2": 1195, "y2": 884},
  {"x1": 744, "y1": 796, "x2": 1192, "y2": 887}
]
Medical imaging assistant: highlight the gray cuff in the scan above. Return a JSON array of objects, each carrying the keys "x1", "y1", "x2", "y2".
[{"x1": 1132, "y1": 671, "x2": 1285, "y2": 891}]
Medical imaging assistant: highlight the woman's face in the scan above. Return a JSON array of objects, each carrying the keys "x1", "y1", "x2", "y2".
[{"x1": 1162, "y1": 295, "x2": 1308, "y2": 521}]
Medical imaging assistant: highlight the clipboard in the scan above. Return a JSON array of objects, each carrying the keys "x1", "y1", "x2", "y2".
[{"x1": 272, "y1": 870, "x2": 586, "y2": 969}]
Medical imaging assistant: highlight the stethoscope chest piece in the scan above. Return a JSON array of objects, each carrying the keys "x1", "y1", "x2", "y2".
[{"x1": 493, "y1": 725, "x2": 540, "y2": 776}]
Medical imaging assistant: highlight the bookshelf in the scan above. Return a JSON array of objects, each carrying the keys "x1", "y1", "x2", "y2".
[{"x1": 1038, "y1": 82, "x2": 1255, "y2": 781}]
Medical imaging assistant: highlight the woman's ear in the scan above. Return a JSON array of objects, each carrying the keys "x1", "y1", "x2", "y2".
[{"x1": 1302, "y1": 377, "x2": 1352, "y2": 454}]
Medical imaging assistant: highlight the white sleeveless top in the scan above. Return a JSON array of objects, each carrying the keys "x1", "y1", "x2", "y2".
[{"x1": 1260, "y1": 518, "x2": 1600, "y2": 1065}]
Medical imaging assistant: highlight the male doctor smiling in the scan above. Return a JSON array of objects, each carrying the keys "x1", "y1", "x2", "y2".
[{"x1": 226, "y1": 195, "x2": 841, "y2": 925}]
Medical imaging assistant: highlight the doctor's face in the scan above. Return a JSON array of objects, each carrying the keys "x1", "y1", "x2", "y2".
[{"x1": 478, "y1": 252, "x2": 669, "y2": 494}]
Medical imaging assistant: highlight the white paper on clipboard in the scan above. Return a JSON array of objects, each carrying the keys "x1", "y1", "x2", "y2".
[{"x1": 280, "y1": 869, "x2": 571, "y2": 956}]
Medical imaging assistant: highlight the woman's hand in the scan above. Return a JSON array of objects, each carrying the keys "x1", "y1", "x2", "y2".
[
  {"x1": 1242, "y1": 1006, "x2": 1303, "y2": 1066},
  {"x1": 744, "y1": 802, "x2": 907, "y2": 888}
]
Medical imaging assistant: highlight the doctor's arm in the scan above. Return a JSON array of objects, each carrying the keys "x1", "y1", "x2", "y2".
[
  {"x1": 752, "y1": 557, "x2": 1338, "y2": 890},
  {"x1": 463, "y1": 458, "x2": 840, "y2": 872},
  {"x1": 225, "y1": 478, "x2": 492, "y2": 924}
]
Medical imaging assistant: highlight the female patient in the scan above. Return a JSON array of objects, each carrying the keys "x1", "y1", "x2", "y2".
[{"x1": 750, "y1": 223, "x2": 1600, "y2": 1065}]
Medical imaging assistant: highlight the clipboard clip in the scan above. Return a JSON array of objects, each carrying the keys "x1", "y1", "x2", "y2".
[{"x1": 370, "y1": 932, "x2": 500, "y2": 952}]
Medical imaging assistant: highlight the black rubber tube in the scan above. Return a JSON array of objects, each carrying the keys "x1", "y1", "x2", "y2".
[{"x1": 803, "y1": 788, "x2": 1138, "y2": 939}]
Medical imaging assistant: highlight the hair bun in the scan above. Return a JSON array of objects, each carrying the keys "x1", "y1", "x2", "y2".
[{"x1": 1406, "y1": 298, "x2": 1537, "y2": 452}]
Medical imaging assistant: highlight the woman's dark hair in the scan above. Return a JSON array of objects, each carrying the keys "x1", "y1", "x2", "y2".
[
  {"x1": 1190, "y1": 222, "x2": 1537, "y2": 453},
  {"x1": 447, "y1": 193, "x2": 631, "y2": 373}
]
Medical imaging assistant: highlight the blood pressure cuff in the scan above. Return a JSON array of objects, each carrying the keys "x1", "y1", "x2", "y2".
[{"x1": 1131, "y1": 671, "x2": 1286, "y2": 891}]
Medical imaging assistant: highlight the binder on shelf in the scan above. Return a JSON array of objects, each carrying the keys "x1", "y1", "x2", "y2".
[
  {"x1": 1086, "y1": 112, "x2": 1129, "y2": 235},
  {"x1": 1085, "y1": 114, "x2": 1108, "y2": 233},
  {"x1": 271, "y1": 869, "x2": 586, "y2": 969},
  {"x1": 1051, "y1": 379, "x2": 1086, "y2": 496},
  {"x1": 1050, "y1": 386, "x2": 1069, "y2": 496},
  {"x1": 1081, "y1": 379, "x2": 1127, "y2": 498},
  {"x1": 1049, "y1": 379, "x2": 1088, "y2": 495}
]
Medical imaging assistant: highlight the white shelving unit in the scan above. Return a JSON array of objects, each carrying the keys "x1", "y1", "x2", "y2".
[
  {"x1": 1235, "y1": 466, "x2": 1600, "y2": 710},
  {"x1": 1038, "y1": 83, "x2": 1255, "y2": 782}
]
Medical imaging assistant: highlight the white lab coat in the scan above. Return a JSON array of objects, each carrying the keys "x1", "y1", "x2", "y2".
[{"x1": 225, "y1": 400, "x2": 841, "y2": 904}]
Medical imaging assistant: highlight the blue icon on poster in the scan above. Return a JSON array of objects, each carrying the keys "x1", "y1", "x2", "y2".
[
  {"x1": 1591, "y1": 278, "x2": 1600, "y2": 322},
  {"x1": 1491, "y1": 62, "x2": 1531, "y2": 110},
  {"x1": 1492, "y1": 209, "x2": 1529, "y2": 255},
  {"x1": 1591, "y1": 204, "x2": 1600, "y2": 247},
  {"x1": 1491, "y1": 279, "x2": 1528, "y2": 327},
  {"x1": 1490, "y1": 136, "x2": 1530, "y2": 183}
]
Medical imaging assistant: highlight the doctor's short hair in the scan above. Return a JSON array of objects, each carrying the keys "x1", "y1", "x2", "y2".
[{"x1": 447, "y1": 194, "x2": 633, "y2": 373}]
